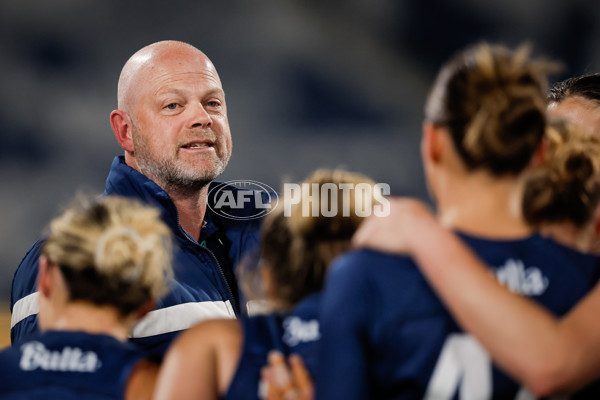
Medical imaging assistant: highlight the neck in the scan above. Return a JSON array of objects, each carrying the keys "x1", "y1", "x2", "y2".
[
  {"x1": 435, "y1": 170, "x2": 532, "y2": 239},
  {"x1": 167, "y1": 185, "x2": 209, "y2": 241},
  {"x1": 540, "y1": 221, "x2": 595, "y2": 253},
  {"x1": 124, "y1": 153, "x2": 209, "y2": 241},
  {"x1": 47, "y1": 302, "x2": 132, "y2": 342}
]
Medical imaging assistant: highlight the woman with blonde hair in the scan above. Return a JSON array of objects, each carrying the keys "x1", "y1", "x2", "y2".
[
  {"x1": 153, "y1": 169, "x2": 385, "y2": 400},
  {"x1": 0, "y1": 195, "x2": 172, "y2": 399}
]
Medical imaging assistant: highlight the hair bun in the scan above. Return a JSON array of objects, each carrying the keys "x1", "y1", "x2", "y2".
[
  {"x1": 426, "y1": 43, "x2": 560, "y2": 176},
  {"x1": 523, "y1": 124, "x2": 600, "y2": 229},
  {"x1": 94, "y1": 225, "x2": 144, "y2": 281},
  {"x1": 564, "y1": 151, "x2": 594, "y2": 183},
  {"x1": 285, "y1": 170, "x2": 377, "y2": 241}
]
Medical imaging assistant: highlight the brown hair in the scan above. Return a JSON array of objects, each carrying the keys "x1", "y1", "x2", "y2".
[
  {"x1": 42, "y1": 195, "x2": 173, "y2": 317},
  {"x1": 523, "y1": 122, "x2": 600, "y2": 228},
  {"x1": 425, "y1": 43, "x2": 559, "y2": 175},
  {"x1": 257, "y1": 169, "x2": 380, "y2": 310},
  {"x1": 548, "y1": 73, "x2": 600, "y2": 105}
]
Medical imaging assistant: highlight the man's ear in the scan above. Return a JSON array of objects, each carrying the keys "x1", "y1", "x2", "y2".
[
  {"x1": 110, "y1": 110, "x2": 135, "y2": 153},
  {"x1": 421, "y1": 121, "x2": 444, "y2": 165},
  {"x1": 37, "y1": 255, "x2": 53, "y2": 298}
]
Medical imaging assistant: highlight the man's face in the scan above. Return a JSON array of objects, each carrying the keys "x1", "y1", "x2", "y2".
[{"x1": 129, "y1": 53, "x2": 232, "y2": 191}]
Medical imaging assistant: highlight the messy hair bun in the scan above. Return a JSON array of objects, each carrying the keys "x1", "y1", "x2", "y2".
[
  {"x1": 260, "y1": 169, "x2": 381, "y2": 309},
  {"x1": 43, "y1": 195, "x2": 172, "y2": 316},
  {"x1": 523, "y1": 123, "x2": 600, "y2": 229},
  {"x1": 286, "y1": 169, "x2": 375, "y2": 241},
  {"x1": 425, "y1": 43, "x2": 560, "y2": 175}
]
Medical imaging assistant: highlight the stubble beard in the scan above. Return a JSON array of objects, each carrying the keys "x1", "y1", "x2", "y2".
[{"x1": 133, "y1": 131, "x2": 230, "y2": 196}]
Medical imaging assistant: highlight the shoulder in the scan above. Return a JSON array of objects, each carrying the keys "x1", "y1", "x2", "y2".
[
  {"x1": 323, "y1": 249, "x2": 432, "y2": 321},
  {"x1": 328, "y1": 248, "x2": 415, "y2": 285},
  {"x1": 292, "y1": 293, "x2": 321, "y2": 319},
  {"x1": 125, "y1": 358, "x2": 160, "y2": 400},
  {"x1": 334, "y1": 248, "x2": 412, "y2": 266},
  {"x1": 0, "y1": 343, "x2": 21, "y2": 368},
  {"x1": 11, "y1": 238, "x2": 46, "y2": 342},
  {"x1": 533, "y1": 235, "x2": 599, "y2": 268},
  {"x1": 171, "y1": 319, "x2": 242, "y2": 359},
  {"x1": 12, "y1": 238, "x2": 45, "y2": 306},
  {"x1": 187, "y1": 318, "x2": 242, "y2": 338},
  {"x1": 158, "y1": 320, "x2": 243, "y2": 399},
  {"x1": 466, "y1": 233, "x2": 599, "y2": 273}
]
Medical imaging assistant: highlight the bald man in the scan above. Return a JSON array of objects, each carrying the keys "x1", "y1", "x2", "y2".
[{"x1": 11, "y1": 41, "x2": 266, "y2": 358}]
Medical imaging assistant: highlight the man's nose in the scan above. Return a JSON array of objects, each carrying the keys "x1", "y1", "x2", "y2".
[{"x1": 188, "y1": 103, "x2": 212, "y2": 128}]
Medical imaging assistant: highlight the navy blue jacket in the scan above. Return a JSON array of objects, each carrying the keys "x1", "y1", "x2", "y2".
[
  {"x1": 317, "y1": 233, "x2": 600, "y2": 400},
  {"x1": 11, "y1": 156, "x2": 267, "y2": 357},
  {"x1": 0, "y1": 330, "x2": 144, "y2": 399}
]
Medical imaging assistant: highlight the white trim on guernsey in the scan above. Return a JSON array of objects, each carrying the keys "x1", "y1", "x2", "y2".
[
  {"x1": 11, "y1": 292, "x2": 236, "y2": 338},
  {"x1": 130, "y1": 300, "x2": 236, "y2": 338},
  {"x1": 11, "y1": 292, "x2": 40, "y2": 328}
]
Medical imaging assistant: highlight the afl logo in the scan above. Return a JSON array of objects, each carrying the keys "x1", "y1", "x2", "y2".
[{"x1": 208, "y1": 180, "x2": 279, "y2": 220}]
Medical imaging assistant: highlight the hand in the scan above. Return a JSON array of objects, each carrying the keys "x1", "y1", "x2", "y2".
[
  {"x1": 261, "y1": 351, "x2": 313, "y2": 400},
  {"x1": 352, "y1": 197, "x2": 437, "y2": 255}
]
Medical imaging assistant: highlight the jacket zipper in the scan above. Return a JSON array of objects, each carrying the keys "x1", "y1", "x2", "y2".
[{"x1": 175, "y1": 210, "x2": 240, "y2": 317}]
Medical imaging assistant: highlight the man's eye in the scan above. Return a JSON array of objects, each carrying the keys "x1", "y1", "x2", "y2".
[
  {"x1": 166, "y1": 103, "x2": 178, "y2": 110},
  {"x1": 207, "y1": 101, "x2": 220, "y2": 107}
]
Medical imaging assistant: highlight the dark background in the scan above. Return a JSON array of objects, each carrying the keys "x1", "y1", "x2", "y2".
[{"x1": 1, "y1": 0, "x2": 600, "y2": 301}]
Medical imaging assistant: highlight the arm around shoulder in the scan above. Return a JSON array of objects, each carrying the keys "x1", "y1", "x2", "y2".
[{"x1": 359, "y1": 201, "x2": 600, "y2": 396}]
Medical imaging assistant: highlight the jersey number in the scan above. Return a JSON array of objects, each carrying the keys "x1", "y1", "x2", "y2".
[{"x1": 424, "y1": 333, "x2": 537, "y2": 400}]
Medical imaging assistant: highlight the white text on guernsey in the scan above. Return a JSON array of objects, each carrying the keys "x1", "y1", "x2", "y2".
[{"x1": 19, "y1": 341, "x2": 102, "y2": 372}]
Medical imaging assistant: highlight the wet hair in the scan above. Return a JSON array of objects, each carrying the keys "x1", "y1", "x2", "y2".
[
  {"x1": 425, "y1": 43, "x2": 559, "y2": 175},
  {"x1": 251, "y1": 169, "x2": 381, "y2": 310},
  {"x1": 42, "y1": 195, "x2": 173, "y2": 317},
  {"x1": 523, "y1": 122, "x2": 600, "y2": 229},
  {"x1": 548, "y1": 73, "x2": 600, "y2": 105}
]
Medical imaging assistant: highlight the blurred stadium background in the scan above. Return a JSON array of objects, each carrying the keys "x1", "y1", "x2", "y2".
[{"x1": 1, "y1": 0, "x2": 600, "y2": 345}]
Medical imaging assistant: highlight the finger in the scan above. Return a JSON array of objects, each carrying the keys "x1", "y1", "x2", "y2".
[
  {"x1": 268, "y1": 351, "x2": 290, "y2": 385},
  {"x1": 289, "y1": 354, "x2": 311, "y2": 389},
  {"x1": 261, "y1": 366, "x2": 277, "y2": 400},
  {"x1": 289, "y1": 355, "x2": 314, "y2": 400},
  {"x1": 267, "y1": 351, "x2": 296, "y2": 398},
  {"x1": 268, "y1": 350, "x2": 285, "y2": 367}
]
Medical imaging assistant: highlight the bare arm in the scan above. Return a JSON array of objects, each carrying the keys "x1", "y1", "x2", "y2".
[
  {"x1": 126, "y1": 358, "x2": 160, "y2": 400},
  {"x1": 353, "y1": 197, "x2": 600, "y2": 396},
  {"x1": 153, "y1": 319, "x2": 242, "y2": 400}
]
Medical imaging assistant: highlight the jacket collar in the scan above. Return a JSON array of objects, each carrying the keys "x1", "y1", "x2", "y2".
[
  {"x1": 103, "y1": 156, "x2": 262, "y2": 239},
  {"x1": 104, "y1": 156, "x2": 177, "y2": 218}
]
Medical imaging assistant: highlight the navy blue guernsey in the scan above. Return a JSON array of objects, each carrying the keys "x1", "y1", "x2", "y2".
[
  {"x1": 317, "y1": 233, "x2": 600, "y2": 400},
  {"x1": 224, "y1": 294, "x2": 320, "y2": 400},
  {"x1": 0, "y1": 330, "x2": 145, "y2": 399}
]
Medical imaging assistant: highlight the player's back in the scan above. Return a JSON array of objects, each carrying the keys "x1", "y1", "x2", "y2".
[
  {"x1": 225, "y1": 293, "x2": 321, "y2": 400},
  {"x1": 317, "y1": 233, "x2": 600, "y2": 400},
  {"x1": 0, "y1": 330, "x2": 145, "y2": 399}
]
